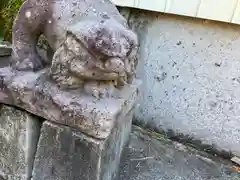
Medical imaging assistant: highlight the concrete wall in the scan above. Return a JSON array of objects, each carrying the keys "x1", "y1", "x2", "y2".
[{"x1": 122, "y1": 8, "x2": 240, "y2": 156}]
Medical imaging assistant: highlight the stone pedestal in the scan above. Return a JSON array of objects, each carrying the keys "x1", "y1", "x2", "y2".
[
  {"x1": 0, "y1": 67, "x2": 141, "y2": 180},
  {"x1": 0, "y1": 105, "x2": 40, "y2": 180},
  {"x1": 32, "y1": 108, "x2": 134, "y2": 180}
]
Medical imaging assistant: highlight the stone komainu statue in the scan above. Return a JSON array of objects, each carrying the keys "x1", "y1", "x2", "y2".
[{"x1": 11, "y1": 0, "x2": 139, "y2": 97}]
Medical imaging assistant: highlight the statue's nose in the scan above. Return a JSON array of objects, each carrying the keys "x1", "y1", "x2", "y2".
[{"x1": 104, "y1": 57, "x2": 125, "y2": 73}]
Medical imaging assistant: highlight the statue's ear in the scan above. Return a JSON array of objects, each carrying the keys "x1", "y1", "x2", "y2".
[{"x1": 66, "y1": 20, "x2": 103, "y2": 48}]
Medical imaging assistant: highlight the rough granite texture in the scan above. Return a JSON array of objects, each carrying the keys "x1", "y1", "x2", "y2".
[
  {"x1": 124, "y1": 8, "x2": 240, "y2": 156},
  {"x1": 11, "y1": 0, "x2": 138, "y2": 98},
  {"x1": 0, "y1": 66, "x2": 140, "y2": 139},
  {"x1": 9, "y1": 0, "x2": 140, "y2": 99},
  {"x1": 49, "y1": 31, "x2": 137, "y2": 98},
  {"x1": 32, "y1": 108, "x2": 134, "y2": 180},
  {"x1": 0, "y1": 105, "x2": 41, "y2": 180}
]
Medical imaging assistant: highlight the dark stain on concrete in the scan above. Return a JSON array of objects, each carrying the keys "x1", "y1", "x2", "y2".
[
  {"x1": 155, "y1": 72, "x2": 167, "y2": 82},
  {"x1": 176, "y1": 41, "x2": 182, "y2": 46}
]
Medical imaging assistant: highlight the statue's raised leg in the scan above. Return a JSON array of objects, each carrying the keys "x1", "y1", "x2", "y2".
[{"x1": 11, "y1": 1, "x2": 48, "y2": 71}]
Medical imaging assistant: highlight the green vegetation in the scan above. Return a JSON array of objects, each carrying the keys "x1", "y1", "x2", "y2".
[
  {"x1": 0, "y1": 0, "x2": 24, "y2": 41},
  {"x1": 0, "y1": 0, "x2": 49, "y2": 48}
]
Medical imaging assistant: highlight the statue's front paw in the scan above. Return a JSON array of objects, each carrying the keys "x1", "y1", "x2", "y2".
[
  {"x1": 84, "y1": 81, "x2": 115, "y2": 99},
  {"x1": 15, "y1": 54, "x2": 44, "y2": 71}
]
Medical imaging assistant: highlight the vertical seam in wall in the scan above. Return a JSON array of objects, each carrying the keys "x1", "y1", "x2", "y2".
[
  {"x1": 134, "y1": 0, "x2": 139, "y2": 8},
  {"x1": 230, "y1": 0, "x2": 239, "y2": 23},
  {"x1": 195, "y1": 0, "x2": 202, "y2": 17},
  {"x1": 164, "y1": 0, "x2": 168, "y2": 12},
  {"x1": 28, "y1": 118, "x2": 44, "y2": 180},
  {"x1": 133, "y1": 0, "x2": 136, "y2": 8}
]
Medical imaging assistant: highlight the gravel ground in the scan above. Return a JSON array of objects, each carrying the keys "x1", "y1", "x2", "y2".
[{"x1": 117, "y1": 126, "x2": 240, "y2": 180}]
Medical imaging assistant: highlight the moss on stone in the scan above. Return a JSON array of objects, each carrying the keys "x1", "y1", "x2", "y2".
[
  {"x1": 0, "y1": 0, "x2": 24, "y2": 41},
  {"x1": 0, "y1": 0, "x2": 50, "y2": 50}
]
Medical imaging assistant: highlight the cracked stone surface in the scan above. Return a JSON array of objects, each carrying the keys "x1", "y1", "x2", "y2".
[{"x1": 118, "y1": 126, "x2": 240, "y2": 180}]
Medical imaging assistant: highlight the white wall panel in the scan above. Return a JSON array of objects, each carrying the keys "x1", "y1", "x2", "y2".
[{"x1": 112, "y1": 0, "x2": 240, "y2": 25}]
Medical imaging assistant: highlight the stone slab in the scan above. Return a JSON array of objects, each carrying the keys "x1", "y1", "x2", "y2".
[
  {"x1": 0, "y1": 105, "x2": 41, "y2": 180},
  {"x1": 118, "y1": 126, "x2": 240, "y2": 180},
  {"x1": 0, "y1": 67, "x2": 140, "y2": 139},
  {"x1": 0, "y1": 42, "x2": 11, "y2": 57},
  {"x1": 32, "y1": 107, "x2": 134, "y2": 180}
]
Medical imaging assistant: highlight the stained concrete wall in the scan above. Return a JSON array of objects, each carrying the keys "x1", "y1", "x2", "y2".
[{"x1": 121, "y1": 8, "x2": 240, "y2": 156}]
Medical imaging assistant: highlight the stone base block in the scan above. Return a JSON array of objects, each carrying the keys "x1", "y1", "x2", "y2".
[
  {"x1": 0, "y1": 105, "x2": 41, "y2": 180},
  {"x1": 32, "y1": 108, "x2": 134, "y2": 180},
  {"x1": 0, "y1": 43, "x2": 11, "y2": 57}
]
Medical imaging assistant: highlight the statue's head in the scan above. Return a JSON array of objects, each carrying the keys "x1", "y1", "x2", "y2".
[{"x1": 63, "y1": 18, "x2": 139, "y2": 85}]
